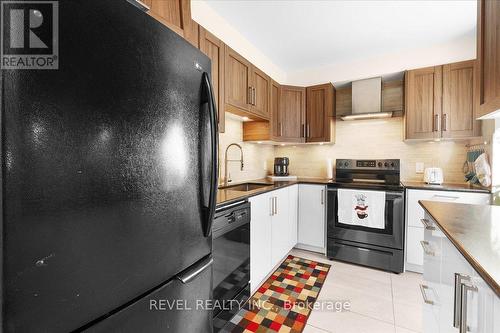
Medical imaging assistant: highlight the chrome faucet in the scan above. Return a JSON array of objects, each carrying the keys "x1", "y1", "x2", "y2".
[{"x1": 224, "y1": 143, "x2": 244, "y2": 186}]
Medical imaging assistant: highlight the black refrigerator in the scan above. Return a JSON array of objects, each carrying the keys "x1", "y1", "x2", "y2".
[{"x1": 1, "y1": 0, "x2": 218, "y2": 332}]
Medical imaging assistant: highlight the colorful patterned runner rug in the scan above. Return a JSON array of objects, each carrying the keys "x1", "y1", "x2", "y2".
[{"x1": 221, "y1": 255, "x2": 331, "y2": 333}]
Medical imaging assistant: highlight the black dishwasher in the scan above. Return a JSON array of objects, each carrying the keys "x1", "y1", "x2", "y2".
[{"x1": 212, "y1": 200, "x2": 251, "y2": 332}]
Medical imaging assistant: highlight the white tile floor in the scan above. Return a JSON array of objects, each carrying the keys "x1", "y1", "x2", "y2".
[{"x1": 290, "y1": 249, "x2": 423, "y2": 333}]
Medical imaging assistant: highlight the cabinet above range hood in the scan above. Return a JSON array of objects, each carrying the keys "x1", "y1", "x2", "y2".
[{"x1": 340, "y1": 77, "x2": 394, "y2": 121}]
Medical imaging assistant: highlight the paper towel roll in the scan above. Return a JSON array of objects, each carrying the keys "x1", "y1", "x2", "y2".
[{"x1": 326, "y1": 158, "x2": 333, "y2": 179}]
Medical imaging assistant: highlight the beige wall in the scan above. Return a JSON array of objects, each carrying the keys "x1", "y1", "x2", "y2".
[
  {"x1": 274, "y1": 117, "x2": 471, "y2": 183},
  {"x1": 218, "y1": 116, "x2": 274, "y2": 184}
]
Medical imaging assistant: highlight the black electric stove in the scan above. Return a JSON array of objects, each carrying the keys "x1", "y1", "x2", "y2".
[{"x1": 327, "y1": 159, "x2": 405, "y2": 273}]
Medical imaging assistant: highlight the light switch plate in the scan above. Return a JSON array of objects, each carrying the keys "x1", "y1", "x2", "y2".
[{"x1": 416, "y1": 162, "x2": 424, "y2": 174}]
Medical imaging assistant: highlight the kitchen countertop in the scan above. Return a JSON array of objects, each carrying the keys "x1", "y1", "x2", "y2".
[
  {"x1": 216, "y1": 177, "x2": 333, "y2": 207},
  {"x1": 217, "y1": 178, "x2": 491, "y2": 207},
  {"x1": 403, "y1": 181, "x2": 490, "y2": 193},
  {"x1": 419, "y1": 200, "x2": 500, "y2": 297}
]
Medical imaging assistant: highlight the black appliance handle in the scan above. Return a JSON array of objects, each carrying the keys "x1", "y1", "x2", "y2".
[
  {"x1": 177, "y1": 256, "x2": 213, "y2": 284},
  {"x1": 201, "y1": 72, "x2": 218, "y2": 237}
]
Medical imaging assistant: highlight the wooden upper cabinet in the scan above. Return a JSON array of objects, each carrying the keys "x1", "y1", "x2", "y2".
[
  {"x1": 251, "y1": 67, "x2": 271, "y2": 119},
  {"x1": 199, "y1": 26, "x2": 225, "y2": 133},
  {"x1": 477, "y1": 0, "x2": 500, "y2": 117},
  {"x1": 306, "y1": 83, "x2": 335, "y2": 143},
  {"x1": 442, "y1": 60, "x2": 480, "y2": 138},
  {"x1": 224, "y1": 46, "x2": 270, "y2": 120},
  {"x1": 270, "y1": 80, "x2": 282, "y2": 140},
  {"x1": 225, "y1": 46, "x2": 251, "y2": 114},
  {"x1": 280, "y1": 86, "x2": 306, "y2": 142},
  {"x1": 404, "y1": 66, "x2": 442, "y2": 140},
  {"x1": 146, "y1": 0, "x2": 198, "y2": 47}
]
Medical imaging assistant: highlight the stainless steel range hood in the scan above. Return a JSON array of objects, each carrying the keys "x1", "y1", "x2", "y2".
[{"x1": 341, "y1": 77, "x2": 393, "y2": 121}]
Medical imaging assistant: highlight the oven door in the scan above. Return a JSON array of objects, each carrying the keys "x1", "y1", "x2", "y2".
[
  {"x1": 212, "y1": 211, "x2": 250, "y2": 318},
  {"x1": 327, "y1": 187, "x2": 404, "y2": 250}
]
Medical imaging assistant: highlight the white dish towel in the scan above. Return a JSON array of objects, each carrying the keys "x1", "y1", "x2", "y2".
[{"x1": 337, "y1": 189, "x2": 386, "y2": 229}]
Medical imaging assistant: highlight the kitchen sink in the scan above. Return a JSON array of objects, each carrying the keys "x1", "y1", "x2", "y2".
[{"x1": 219, "y1": 182, "x2": 273, "y2": 192}]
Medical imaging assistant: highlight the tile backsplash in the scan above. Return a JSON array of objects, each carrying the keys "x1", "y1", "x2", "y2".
[
  {"x1": 218, "y1": 116, "x2": 274, "y2": 184},
  {"x1": 274, "y1": 118, "x2": 470, "y2": 182},
  {"x1": 220, "y1": 116, "x2": 489, "y2": 184}
]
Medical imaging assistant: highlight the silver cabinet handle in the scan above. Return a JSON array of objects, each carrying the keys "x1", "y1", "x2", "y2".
[
  {"x1": 127, "y1": 0, "x2": 150, "y2": 11},
  {"x1": 302, "y1": 124, "x2": 306, "y2": 138},
  {"x1": 420, "y1": 240, "x2": 435, "y2": 256},
  {"x1": 432, "y1": 194, "x2": 459, "y2": 201},
  {"x1": 419, "y1": 284, "x2": 434, "y2": 305},
  {"x1": 248, "y1": 87, "x2": 253, "y2": 105},
  {"x1": 460, "y1": 282, "x2": 477, "y2": 333},
  {"x1": 454, "y1": 273, "x2": 471, "y2": 328},
  {"x1": 274, "y1": 197, "x2": 278, "y2": 215},
  {"x1": 307, "y1": 124, "x2": 310, "y2": 138},
  {"x1": 280, "y1": 123, "x2": 283, "y2": 136},
  {"x1": 269, "y1": 197, "x2": 274, "y2": 216},
  {"x1": 321, "y1": 189, "x2": 324, "y2": 205},
  {"x1": 420, "y1": 219, "x2": 436, "y2": 230},
  {"x1": 443, "y1": 113, "x2": 447, "y2": 132},
  {"x1": 434, "y1": 114, "x2": 440, "y2": 132}
]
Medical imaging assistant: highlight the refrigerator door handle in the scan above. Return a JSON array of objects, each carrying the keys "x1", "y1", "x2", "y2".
[
  {"x1": 201, "y1": 72, "x2": 219, "y2": 237},
  {"x1": 177, "y1": 256, "x2": 213, "y2": 284}
]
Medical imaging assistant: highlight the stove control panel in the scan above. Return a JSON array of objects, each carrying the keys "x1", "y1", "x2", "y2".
[{"x1": 336, "y1": 159, "x2": 400, "y2": 171}]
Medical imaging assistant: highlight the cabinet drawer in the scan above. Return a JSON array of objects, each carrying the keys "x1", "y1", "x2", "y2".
[{"x1": 407, "y1": 189, "x2": 490, "y2": 228}]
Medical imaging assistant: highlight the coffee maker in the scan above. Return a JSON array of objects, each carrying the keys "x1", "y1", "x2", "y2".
[{"x1": 274, "y1": 157, "x2": 289, "y2": 176}]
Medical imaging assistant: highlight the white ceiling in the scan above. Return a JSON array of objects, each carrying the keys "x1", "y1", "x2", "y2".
[{"x1": 204, "y1": 0, "x2": 477, "y2": 73}]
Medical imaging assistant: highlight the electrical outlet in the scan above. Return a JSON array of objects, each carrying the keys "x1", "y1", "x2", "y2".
[{"x1": 416, "y1": 162, "x2": 424, "y2": 174}]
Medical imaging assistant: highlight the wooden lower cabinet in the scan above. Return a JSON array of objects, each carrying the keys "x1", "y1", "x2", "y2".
[
  {"x1": 198, "y1": 26, "x2": 225, "y2": 133},
  {"x1": 306, "y1": 83, "x2": 335, "y2": 143},
  {"x1": 476, "y1": 0, "x2": 500, "y2": 118}
]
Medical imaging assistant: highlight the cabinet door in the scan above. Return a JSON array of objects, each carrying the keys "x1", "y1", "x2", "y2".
[
  {"x1": 477, "y1": 0, "x2": 500, "y2": 117},
  {"x1": 405, "y1": 66, "x2": 442, "y2": 140},
  {"x1": 199, "y1": 26, "x2": 225, "y2": 133},
  {"x1": 147, "y1": 0, "x2": 197, "y2": 47},
  {"x1": 225, "y1": 47, "x2": 251, "y2": 113},
  {"x1": 271, "y1": 188, "x2": 290, "y2": 266},
  {"x1": 270, "y1": 80, "x2": 282, "y2": 140},
  {"x1": 251, "y1": 67, "x2": 271, "y2": 119},
  {"x1": 280, "y1": 86, "x2": 306, "y2": 143},
  {"x1": 442, "y1": 60, "x2": 479, "y2": 138},
  {"x1": 288, "y1": 185, "x2": 298, "y2": 250},
  {"x1": 306, "y1": 83, "x2": 335, "y2": 143},
  {"x1": 406, "y1": 226, "x2": 424, "y2": 270},
  {"x1": 405, "y1": 189, "x2": 490, "y2": 272},
  {"x1": 249, "y1": 193, "x2": 272, "y2": 292},
  {"x1": 298, "y1": 184, "x2": 325, "y2": 251}
]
